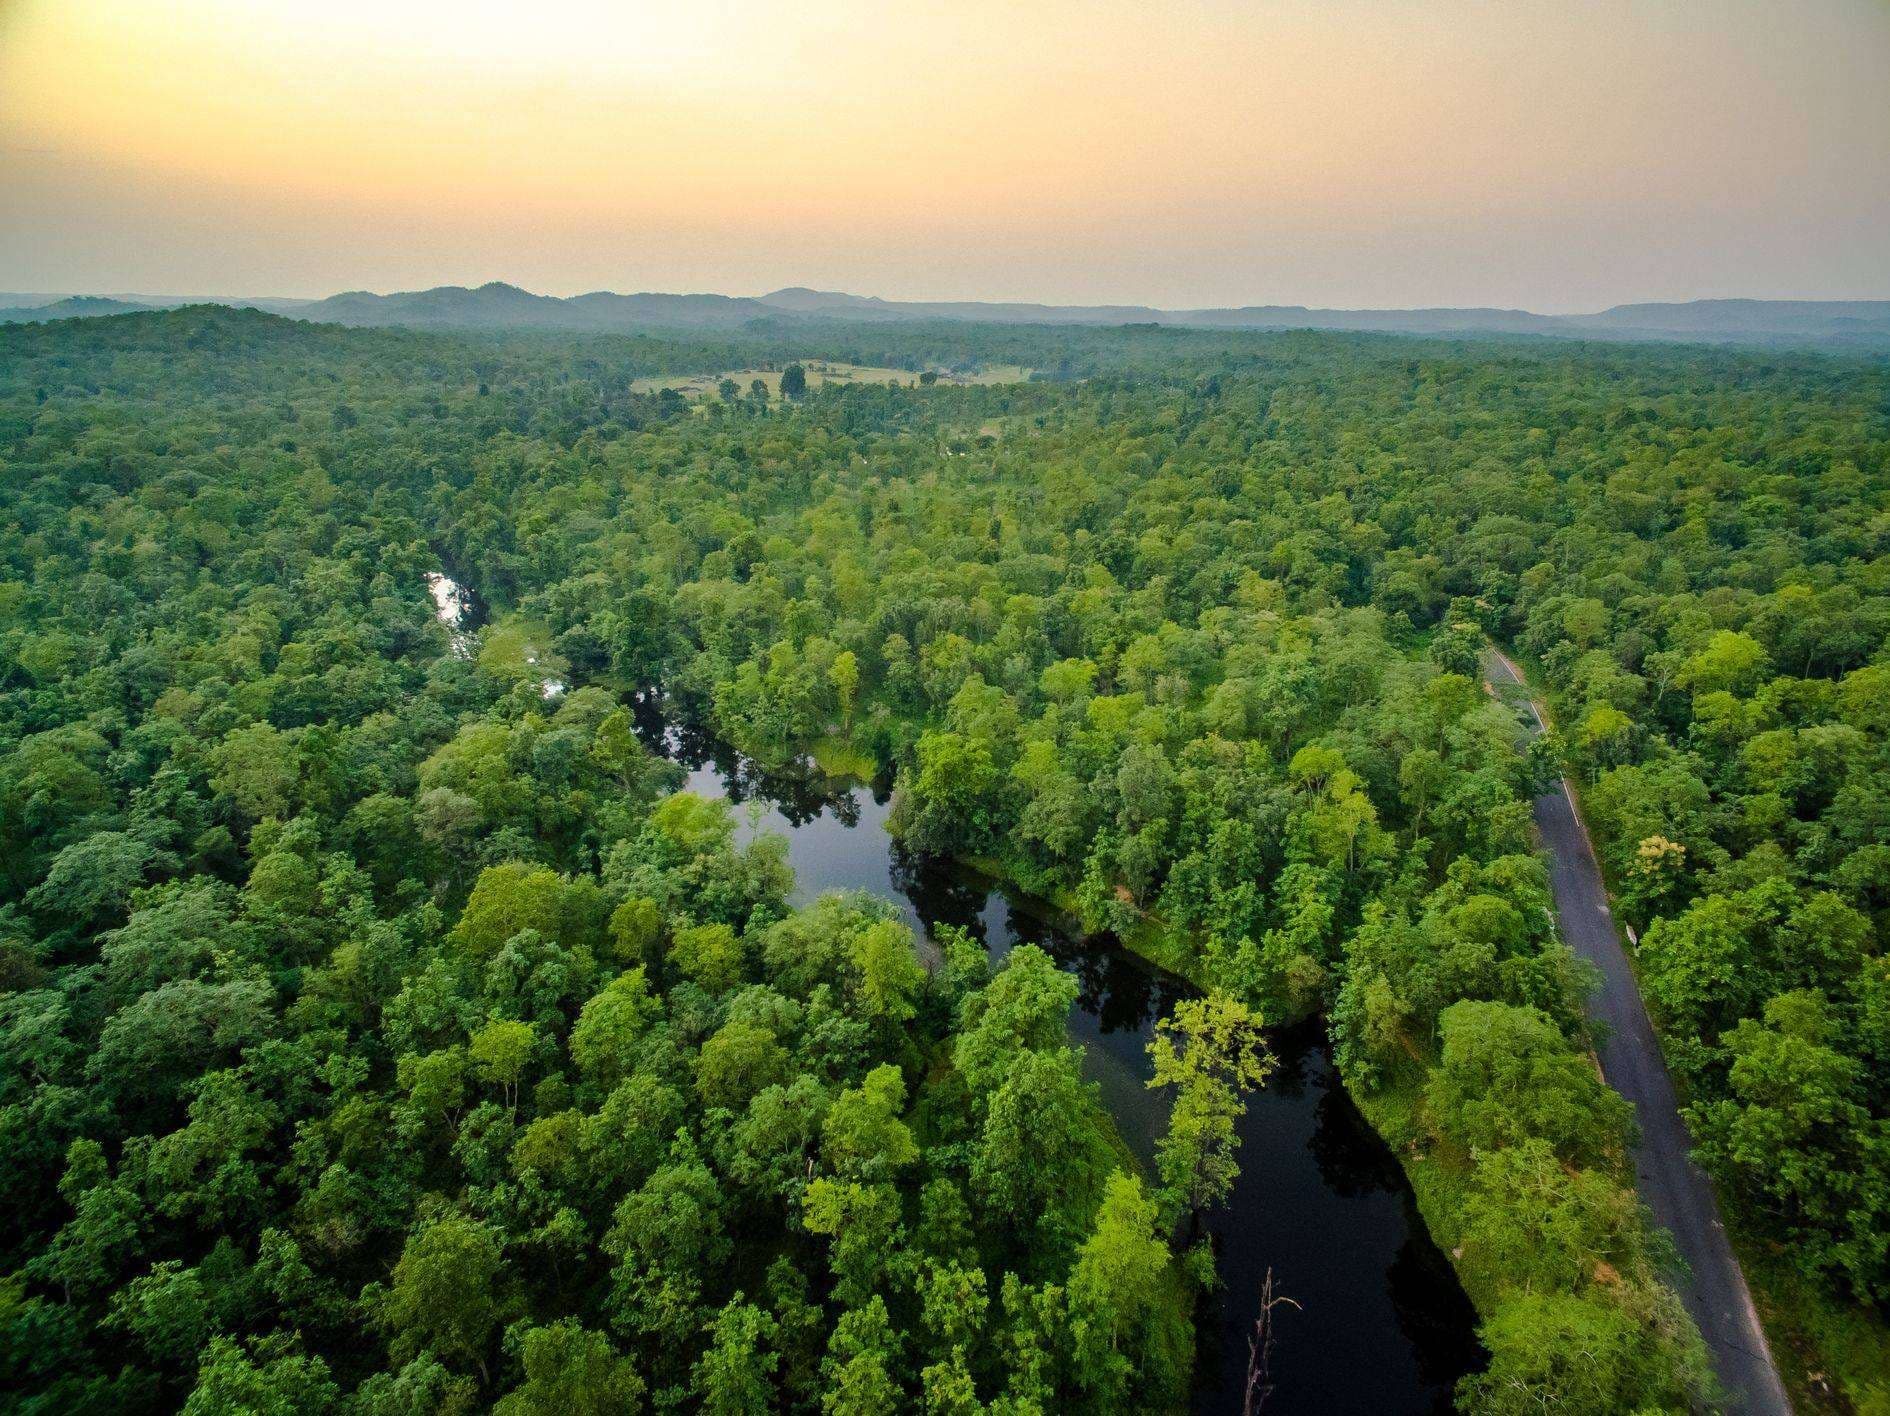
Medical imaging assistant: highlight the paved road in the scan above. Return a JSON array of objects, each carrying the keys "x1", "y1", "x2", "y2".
[{"x1": 1485, "y1": 648, "x2": 1791, "y2": 1415}]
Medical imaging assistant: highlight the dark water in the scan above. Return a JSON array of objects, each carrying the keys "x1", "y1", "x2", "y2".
[{"x1": 644, "y1": 716, "x2": 1483, "y2": 1414}]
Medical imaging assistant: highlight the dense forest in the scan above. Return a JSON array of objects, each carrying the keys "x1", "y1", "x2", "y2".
[{"x1": 0, "y1": 307, "x2": 1885, "y2": 1413}]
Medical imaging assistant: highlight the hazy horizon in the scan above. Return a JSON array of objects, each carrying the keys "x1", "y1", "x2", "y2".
[
  {"x1": 4, "y1": 0, "x2": 1888, "y2": 313},
  {"x1": 5, "y1": 280, "x2": 1890, "y2": 318}
]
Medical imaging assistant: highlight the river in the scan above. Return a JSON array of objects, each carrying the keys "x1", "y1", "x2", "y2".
[
  {"x1": 645, "y1": 717, "x2": 1483, "y2": 1415},
  {"x1": 428, "y1": 571, "x2": 1481, "y2": 1411}
]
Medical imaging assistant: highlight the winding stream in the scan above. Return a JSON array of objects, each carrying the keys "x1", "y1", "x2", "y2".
[
  {"x1": 429, "y1": 571, "x2": 1481, "y2": 1412},
  {"x1": 646, "y1": 720, "x2": 1483, "y2": 1415}
]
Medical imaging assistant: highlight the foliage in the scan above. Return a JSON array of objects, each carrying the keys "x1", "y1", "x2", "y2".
[
  {"x1": 3, "y1": 304, "x2": 1884, "y2": 1407},
  {"x1": 1146, "y1": 992, "x2": 1271, "y2": 1217}
]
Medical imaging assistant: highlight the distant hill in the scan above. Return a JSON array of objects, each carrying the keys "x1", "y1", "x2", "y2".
[
  {"x1": 7, "y1": 281, "x2": 1887, "y2": 347},
  {"x1": 0, "y1": 295, "x2": 156, "y2": 323},
  {"x1": 293, "y1": 282, "x2": 777, "y2": 330},
  {"x1": 755, "y1": 288, "x2": 1563, "y2": 335},
  {"x1": 1567, "y1": 299, "x2": 1890, "y2": 340},
  {"x1": 757, "y1": 288, "x2": 925, "y2": 321},
  {"x1": 234, "y1": 285, "x2": 1890, "y2": 346},
  {"x1": 1178, "y1": 304, "x2": 1562, "y2": 334},
  {"x1": 0, "y1": 292, "x2": 312, "y2": 316},
  {"x1": 757, "y1": 287, "x2": 1163, "y2": 325},
  {"x1": 750, "y1": 291, "x2": 1890, "y2": 342}
]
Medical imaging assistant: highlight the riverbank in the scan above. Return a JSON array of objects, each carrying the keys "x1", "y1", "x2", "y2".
[
  {"x1": 654, "y1": 724, "x2": 1482, "y2": 1412},
  {"x1": 799, "y1": 728, "x2": 1728, "y2": 1410},
  {"x1": 789, "y1": 730, "x2": 1231, "y2": 994},
  {"x1": 907, "y1": 1039, "x2": 1198, "y2": 1412},
  {"x1": 957, "y1": 852, "x2": 1225, "y2": 994},
  {"x1": 766, "y1": 738, "x2": 1503, "y2": 1400}
]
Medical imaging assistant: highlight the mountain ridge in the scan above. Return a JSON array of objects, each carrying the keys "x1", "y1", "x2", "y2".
[
  {"x1": 4, "y1": 282, "x2": 1887, "y2": 347},
  {"x1": 0, "y1": 295, "x2": 159, "y2": 324}
]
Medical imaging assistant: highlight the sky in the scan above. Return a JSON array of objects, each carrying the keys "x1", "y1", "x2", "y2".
[{"x1": 2, "y1": 0, "x2": 1886, "y2": 312}]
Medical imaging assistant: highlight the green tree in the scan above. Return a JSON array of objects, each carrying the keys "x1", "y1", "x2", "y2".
[
  {"x1": 953, "y1": 944, "x2": 1078, "y2": 1101},
  {"x1": 382, "y1": 1217, "x2": 505, "y2": 1378},
  {"x1": 1147, "y1": 992, "x2": 1271, "y2": 1215},
  {"x1": 496, "y1": 1322, "x2": 645, "y2": 1416},
  {"x1": 693, "y1": 1296, "x2": 780, "y2": 1414},
  {"x1": 973, "y1": 1047, "x2": 1092, "y2": 1249},
  {"x1": 1458, "y1": 1292, "x2": 1697, "y2": 1415},
  {"x1": 569, "y1": 969, "x2": 660, "y2": 1086},
  {"x1": 1430, "y1": 1002, "x2": 1633, "y2": 1165},
  {"x1": 829, "y1": 650, "x2": 860, "y2": 731},
  {"x1": 697, "y1": 1019, "x2": 790, "y2": 1109},
  {"x1": 1458, "y1": 1140, "x2": 1651, "y2": 1296},
  {"x1": 470, "y1": 1018, "x2": 537, "y2": 1112},
  {"x1": 849, "y1": 919, "x2": 923, "y2": 1027},
  {"x1": 184, "y1": 1336, "x2": 340, "y2": 1416},
  {"x1": 820, "y1": 1298, "x2": 903, "y2": 1415},
  {"x1": 1068, "y1": 1172, "x2": 1170, "y2": 1393},
  {"x1": 669, "y1": 921, "x2": 746, "y2": 994},
  {"x1": 25, "y1": 832, "x2": 159, "y2": 930},
  {"x1": 803, "y1": 1180, "x2": 903, "y2": 1308},
  {"x1": 822, "y1": 1064, "x2": 919, "y2": 1182},
  {"x1": 1690, "y1": 991, "x2": 1885, "y2": 1300}
]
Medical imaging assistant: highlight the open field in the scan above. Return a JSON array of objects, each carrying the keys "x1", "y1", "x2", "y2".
[{"x1": 629, "y1": 360, "x2": 1031, "y2": 397}]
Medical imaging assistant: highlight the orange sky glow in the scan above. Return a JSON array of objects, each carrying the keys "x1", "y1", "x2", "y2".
[{"x1": 2, "y1": 0, "x2": 1886, "y2": 309}]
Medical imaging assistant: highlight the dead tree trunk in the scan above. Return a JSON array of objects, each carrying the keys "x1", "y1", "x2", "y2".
[{"x1": 1243, "y1": 1267, "x2": 1302, "y2": 1416}]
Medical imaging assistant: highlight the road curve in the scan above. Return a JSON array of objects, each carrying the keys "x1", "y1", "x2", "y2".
[{"x1": 1484, "y1": 647, "x2": 1791, "y2": 1415}]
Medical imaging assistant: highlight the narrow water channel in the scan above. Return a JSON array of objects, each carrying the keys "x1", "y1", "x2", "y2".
[
  {"x1": 428, "y1": 572, "x2": 1481, "y2": 1412},
  {"x1": 643, "y1": 717, "x2": 1483, "y2": 1415}
]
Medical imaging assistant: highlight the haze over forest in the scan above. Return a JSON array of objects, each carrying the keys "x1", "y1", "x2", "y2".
[{"x1": 6, "y1": 283, "x2": 1889, "y2": 350}]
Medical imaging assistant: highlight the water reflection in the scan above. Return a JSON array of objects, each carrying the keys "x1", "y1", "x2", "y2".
[{"x1": 634, "y1": 702, "x2": 1482, "y2": 1413}]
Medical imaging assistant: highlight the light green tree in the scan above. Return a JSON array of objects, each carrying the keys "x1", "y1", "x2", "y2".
[{"x1": 1147, "y1": 991, "x2": 1271, "y2": 1216}]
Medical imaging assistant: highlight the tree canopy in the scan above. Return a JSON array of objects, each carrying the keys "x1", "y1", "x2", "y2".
[{"x1": 2, "y1": 304, "x2": 1884, "y2": 1409}]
